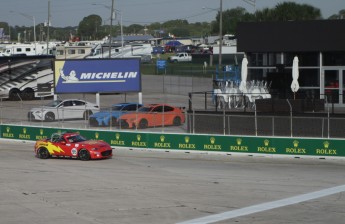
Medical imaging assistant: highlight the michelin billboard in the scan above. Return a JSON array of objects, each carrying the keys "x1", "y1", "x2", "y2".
[{"x1": 54, "y1": 58, "x2": 141, "y2": 93}]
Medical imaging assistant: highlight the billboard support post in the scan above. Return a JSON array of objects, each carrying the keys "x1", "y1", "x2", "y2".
[{"x1": 138, "y1": 92, "x2": 142, "y2": 104}]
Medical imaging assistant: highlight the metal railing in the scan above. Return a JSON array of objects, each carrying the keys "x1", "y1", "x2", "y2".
[
  {"x1": 186, "y1": 91, "x2": 345, "y2": 138},
  {"x1": 186, "y1": 112, "x2": 339, "y2": 138}
]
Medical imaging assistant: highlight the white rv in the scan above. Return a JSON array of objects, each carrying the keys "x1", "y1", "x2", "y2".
[
  {"x1": 0, "y1": 56, "x2": 54, "y2": 100},
  {"x1": 87, "y1": 43, "x2": 153, "y2": 62},
  {"x1": 0, "y1": 43, "x2": 54, "y2": 56}
]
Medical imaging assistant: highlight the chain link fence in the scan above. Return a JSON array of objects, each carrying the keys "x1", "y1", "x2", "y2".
[
  {"x1": 2, "y1": 73, "x2": 345, "y2": 138},
  {"x1": 0, "y1": 92, "x2": 189, "y2": 133}
]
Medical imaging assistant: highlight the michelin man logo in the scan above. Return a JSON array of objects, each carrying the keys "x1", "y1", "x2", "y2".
[{"x1": 60, "y1": 68, "x2": 79, "y2": 82}]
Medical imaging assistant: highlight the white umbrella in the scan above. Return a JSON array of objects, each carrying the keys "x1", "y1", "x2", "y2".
[
  {"x1": 291, "y1": 56, "x2": 300, "y2": 99},
  {"x1": 239, "y1": 57, "x2": 248, "y2": 93}
]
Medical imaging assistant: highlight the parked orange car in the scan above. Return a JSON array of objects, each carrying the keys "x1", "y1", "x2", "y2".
[{"x1": 118, "y1": 104, "x2": 185, "y2": 129}]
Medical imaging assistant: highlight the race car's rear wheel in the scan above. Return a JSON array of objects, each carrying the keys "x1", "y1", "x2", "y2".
[
  {"x1": 38, "y1": 148, "x2": 50, "y2": 159},
  {"x1": 79, "y1": 149, "x2": 91, "y2": 161}
]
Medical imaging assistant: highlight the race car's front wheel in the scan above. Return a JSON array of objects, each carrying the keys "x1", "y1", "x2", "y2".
[
  {"x1": 38, "y1": 148, "x2": 50, "y2": 159},
  {"x1": 79, "y1": 149, "x2": 90, "y2": 161}
]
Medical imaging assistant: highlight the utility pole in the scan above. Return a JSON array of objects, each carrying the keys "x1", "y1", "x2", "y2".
[
  {"x1": 8, "y1": 23, "x2": 11, "y2": 41},
  {"x1": 109, "y1": 0, "x2": 115, "y2": 58},
  {"x1": 46, "y1": 0, "x2": 51, "y2": 55},
  {"x1": 219, "y1": 0, "x2": 223, "y2": 73}
]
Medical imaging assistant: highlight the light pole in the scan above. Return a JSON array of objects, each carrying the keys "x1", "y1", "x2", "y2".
[
  {"x1": 92, "y1": 0, "x2": 115, "y2": 58},
  {"x1": 10, "y1": 11, "x2": 36, "y2": 53},
  {"x1": 8, "y1": 22, "x2": 11, "y2": 41},
  {"x1": 203, "y1": 0, "x2": 256, "y2": 73},
  {"x1": 219, "y1": 0, "x2": 223, "y2": 73},
  {"x1": 114, "y1": 9, "x2": 124, "y2": 49},
  {"x1": 202, "y1": 2, "x2": 222, "y2": 72},
  {"x1": 47, "y1": 0, "x2": 51, "y2": 55},
  {"x1": 109, "y1": 0, "x2": 114, "y2": 58}
]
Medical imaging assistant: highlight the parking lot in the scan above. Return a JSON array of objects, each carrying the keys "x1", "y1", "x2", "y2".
[
  {"x1": 1, "y1": 140, "x2": 345, "y2": 224},
  {"x1": 0, "y1": 74, "x2": 209, "y2": 132}
]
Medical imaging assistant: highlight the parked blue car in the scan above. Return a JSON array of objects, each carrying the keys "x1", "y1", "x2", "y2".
[
  {"x1": 152, "y1": 46, "x2": 165, "y2": 54},
  {"x1": 89, "y1": 103, "x2": 142, "y2": 127}
]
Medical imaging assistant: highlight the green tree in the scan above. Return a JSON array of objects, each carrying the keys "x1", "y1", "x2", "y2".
[
  {"x1": 254, "y1": 8, "x2": 273, "y2": 22},
  {"x1": 189, "y1": 22, "x2": 211, "y2": 37},
  {"x1": 253, "y1": 2, "x2": 322, "y2": 22},
  {"x1": 162, "y1": 19, "x2": 189, "y2": 29},
  {"x1": 212, "y1": 7, "x2": 251, "y2": 35},
  {"x1": 170, "y1": 27, "x2": 190, "y2": 37},
  {"x1": 328, "y1": 9, "x2": 345, "y2": 19},
  {"x1": 3, "y1": 1, "x2": 344, "y2": 42},
  {"x1": 125, "y1": 24, "x2": 144, "y2": 34},
  {"x1": 0, "y1": 22, "x2": 10, "y2": 40},
  {"x1": 270, "y1": 2, "x2": 321, "y2": 21},
  {"x1": 78, "y1": 14, "x2": 102, "y2": 40},
  {"x1": 340, "y1": 9, "x2": 345, "y2": 19},
  {"x1": 208, "y1": 2, "x2": 322, "y2": 36}
]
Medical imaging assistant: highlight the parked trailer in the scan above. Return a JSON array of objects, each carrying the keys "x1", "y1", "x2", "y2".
[
  {"x1": 0, "y1": 55, "x2": 54, "y2": 100},
  {"x1": 0, "y1": 43, "x2": 54, "y2": 56}
]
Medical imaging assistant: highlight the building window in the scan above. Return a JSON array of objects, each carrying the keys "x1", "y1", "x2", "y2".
[
  {"x1": 67, "y1": 49, "x2": 76, "y2": 55},
  {"x1": 297, "y1": 69, "x2": 319, "y2": 87},
  {"x1": 323, "y1": 52, "x2": 345, "y2": 66},
  {"x1": 284, "y1": 53, "x2": 319, "y2": 67}
]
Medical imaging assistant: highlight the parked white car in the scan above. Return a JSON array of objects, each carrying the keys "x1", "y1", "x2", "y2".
[{"x1": 28, "y1": 99, "x2": 99, "y2": 121}]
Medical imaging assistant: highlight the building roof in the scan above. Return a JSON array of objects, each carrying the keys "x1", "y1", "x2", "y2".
[{"x1": 236, "y1": 19, "x2": 345, "y2": 52}]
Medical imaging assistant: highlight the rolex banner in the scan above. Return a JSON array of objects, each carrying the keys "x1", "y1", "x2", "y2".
[{"x1": 1, "y1": 125, "x2": 343, "y2": 157}]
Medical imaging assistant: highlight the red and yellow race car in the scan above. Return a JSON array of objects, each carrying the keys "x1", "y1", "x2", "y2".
[
  {"x1": 118, "y1": 104, "x2": 185, "y2": 129},
  {"x1": 34, "y1": 132, "x2": 112, "y2": 161}
]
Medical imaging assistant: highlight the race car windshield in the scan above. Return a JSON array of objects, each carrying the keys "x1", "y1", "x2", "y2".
[
  {"x1": 67, "y1": 135, "x2": 87, "y2": 143},
  {"x1": 45, "y1": 100, "x2": 62, "y2": 107}
]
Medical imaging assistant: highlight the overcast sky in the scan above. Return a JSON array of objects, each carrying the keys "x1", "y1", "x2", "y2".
[{"x1": 1, "y1": 0, "x2": 344, "y2": 28}]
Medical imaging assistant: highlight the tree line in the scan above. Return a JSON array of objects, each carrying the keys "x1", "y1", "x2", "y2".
[{"x1": 1, "y1": 2, "x2": 345, "y2": 42}]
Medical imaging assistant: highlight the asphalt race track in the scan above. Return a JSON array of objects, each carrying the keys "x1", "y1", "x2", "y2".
[{"x1": 1, "y1": 139, "x2": 345, "y2": 224}]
